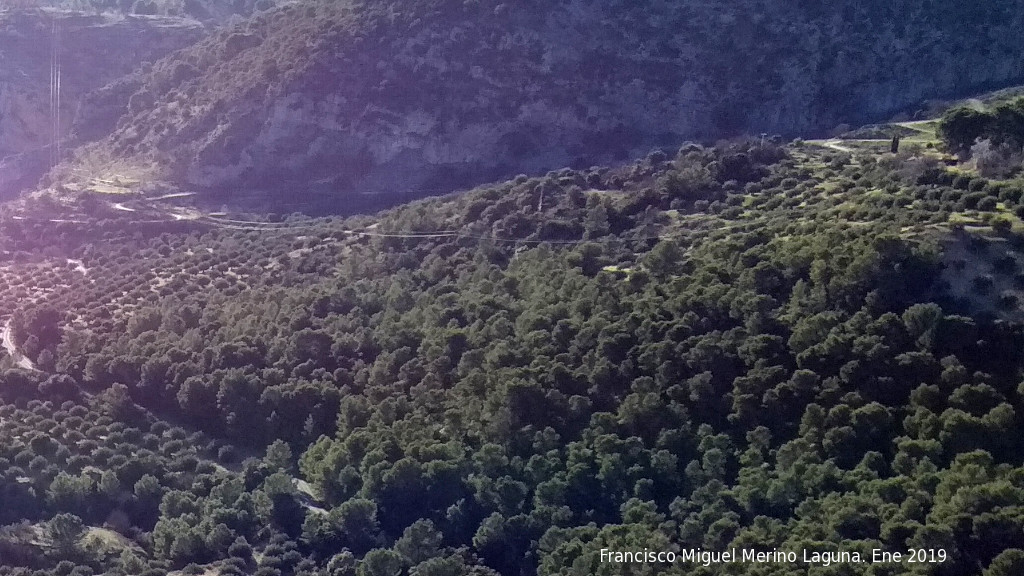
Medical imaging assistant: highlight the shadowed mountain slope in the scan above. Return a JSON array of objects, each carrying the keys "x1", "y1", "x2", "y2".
[{"x1": 46, "y1": 0, "x2": 1024, "y2": 211}]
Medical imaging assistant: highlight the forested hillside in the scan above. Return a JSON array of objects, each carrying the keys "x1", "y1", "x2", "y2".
[
  {"x1": 43, "y1": 0, "x2": 1024, "y2": 212},
  {"x1": 1, "y1": 129, "x2": 1024, "y2": 574}
]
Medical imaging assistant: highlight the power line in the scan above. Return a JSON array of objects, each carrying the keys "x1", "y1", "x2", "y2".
[
  {"x1": 197, "y1": 214, "x2": 739, "y2": 245},
  {"x1": 49, "y1": 18, "x2": 55, "y2": 168},
  {"x1": 10, "y1": 185, "x2": 770, "y2": 248},
  {"x1": 55, "y1": 16, "x2": 61, "y2": 164},
  {"x1": 49, "y1": 16, "x2": 61, "y2": 168},
  {"x1": 7, "y1": 210, "x2": 730, "y2": 246}
]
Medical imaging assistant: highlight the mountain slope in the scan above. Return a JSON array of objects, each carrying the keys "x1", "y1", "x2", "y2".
[
  {"x1": 0, "y1": 9, "x2": 203, "y2": 197},
  {"x1": 47, "y1": 0, "x2": 1024, "y2": 212},
  {"x1": 2, "y1": 130, "x2": 1024, "y2": 574}
]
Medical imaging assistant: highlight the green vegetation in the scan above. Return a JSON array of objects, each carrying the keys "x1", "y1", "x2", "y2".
[
  {"x1": 938, "y1": 99, "x2": 1024, "y2": 177},
  {"x1": 0, "y1": 136, "x2": 1023, "y2": 575}
]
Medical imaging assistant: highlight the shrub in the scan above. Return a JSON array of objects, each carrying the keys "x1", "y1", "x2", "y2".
[
  {"x1": 953, "y1": 175, "x2": 974, "y2": 190},
  {"x1": 993, "y1": 255, "x2": 1017, "y2": 273},
  {"x1": 972, "y1": 139, "x2": 1024, "y2": 178},
  {"x1": 991, "y1": 215, "x2": 1014, "y2": 234},
  {"x1": 974, "y1": 194, "x2": 999, "y2": 211},
  {"x1": 971, "y1": 275, "x2": 995, "y2": 295},
  {"x1": 966, "y1": 193, "x2": 991, "y2": 210},
  {"x1": 998, "y1": 291, "x2": 1019, "y2": 310},
  {"x1": 939, "y1": 106, "x2": 993, "y2": 152}
]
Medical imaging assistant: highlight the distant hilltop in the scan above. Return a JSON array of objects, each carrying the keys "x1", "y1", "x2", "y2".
[{"x1": 23, "y1": 0, "x2": 1024, "y2": 212}]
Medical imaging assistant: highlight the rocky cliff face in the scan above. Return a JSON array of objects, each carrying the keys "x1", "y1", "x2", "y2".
[
  {"x1": 0, "y1": 9, "x2": 203, "y2": 197},
  {"x1": 47, "y1": 0, "x2": 1024, "y2": 212}
]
